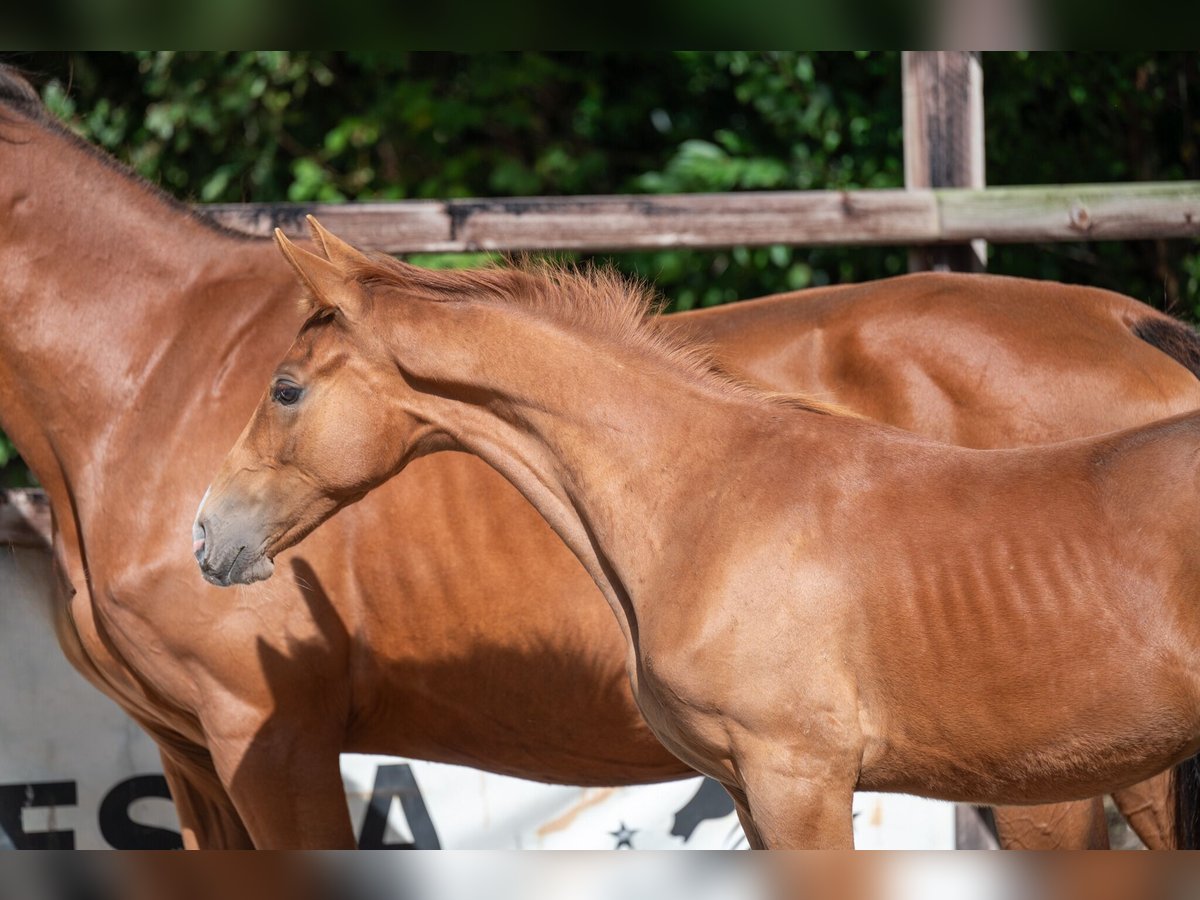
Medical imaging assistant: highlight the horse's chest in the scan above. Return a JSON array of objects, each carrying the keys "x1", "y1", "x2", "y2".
[
  {"x1": 55, "y1": 577, "x2": 184, "y2": 738},
  {"x1": 630, "y1": 652, "x2": 739, "y2": 777},
  {"x1": 51, "y1": 581, "x2": 134, "y2": 709}
]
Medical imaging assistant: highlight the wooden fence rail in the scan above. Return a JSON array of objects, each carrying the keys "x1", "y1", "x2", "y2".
[{"x1": 203, "y1": 181, "x2": 1200, "y2": 255}]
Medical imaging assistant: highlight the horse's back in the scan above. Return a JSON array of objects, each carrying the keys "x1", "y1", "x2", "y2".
[{"x1": 676, "y1": 272, "x2": 1200, "y2": 448}]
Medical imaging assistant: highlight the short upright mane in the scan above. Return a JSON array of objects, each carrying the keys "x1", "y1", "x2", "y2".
[{"x1": 350, "y1": 254, "x2": 851, "y2": 417}]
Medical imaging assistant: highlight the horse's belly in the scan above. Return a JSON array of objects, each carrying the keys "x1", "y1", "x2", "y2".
[
  {"x1": 853, "y1": 538, "x2": 1200, "y2": 804},
  {"x1": 858, "y1": 692, "x2": 1200, "y2": 805}
]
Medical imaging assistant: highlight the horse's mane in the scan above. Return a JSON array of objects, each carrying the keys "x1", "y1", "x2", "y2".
[
  {"x1": 0, "y1": 63, "x2": 256, "y2": 242},
  {"x1": 349, "y1": 254, "x2": 853, "y2": 418},
  {"x1": 0, "y1": 64, "x2": 42, "y2": 120}
]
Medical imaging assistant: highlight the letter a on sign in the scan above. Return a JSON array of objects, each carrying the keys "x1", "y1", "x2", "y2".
[{"x1": 358, "y1": 764, "x2": 441, "y2": 849}]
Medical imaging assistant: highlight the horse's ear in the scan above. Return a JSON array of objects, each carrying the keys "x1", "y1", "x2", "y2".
[
  {"x1": 306, "y1": 215, "x2": 368, "y2": 269},
  {"x1": 274, "y1": 228, "x2": 366, "y2": 319}
]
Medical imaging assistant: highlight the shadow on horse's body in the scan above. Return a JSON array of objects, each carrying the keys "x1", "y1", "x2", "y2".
[
  {"x1": 198, "y1": 225, "x2": 1200, "y2": 848},
  {"x1": 1, "y1": 63, "x2": 1197, "y2": 847}
]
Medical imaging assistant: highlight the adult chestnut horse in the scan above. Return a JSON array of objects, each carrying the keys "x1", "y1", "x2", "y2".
[
  {"x1": 199, "y1": 227, "x2": 1200, "y2": 848},
  {"x1": 0, "y1": 64, "x2": 1196, "y2": 847}
]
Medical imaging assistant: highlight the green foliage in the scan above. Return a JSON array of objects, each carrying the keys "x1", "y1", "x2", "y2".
[
  {"x1": 2, "y1": 52, "x2": 1199, "y2": 483},
  {"x1": 28, "y1": 51, "x2": 1196, "y2": 310},
  {"x1": 0, "y1": 433, "x2": 34, "y2": 488},
  {"x1": 28, "y1": 51, "x2": 915, "y2": 309},
  {"x1": 983, "y1": 52, "x2": 1200, "y2": 317},
  {"x1": 24, "y1": 51, "x2": 1199, "y2": 305}
]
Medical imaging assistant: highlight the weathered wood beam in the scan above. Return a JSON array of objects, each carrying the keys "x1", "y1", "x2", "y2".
[
  {"x1": 204, "y1": 191, "x2": 940, "y2": 253},
  {"x1": 200, "y1": 182, "x2": 1200, "y2": 255},
  {"x1": 938, "y1": 182, "x2": 1200, "y2": 243}
]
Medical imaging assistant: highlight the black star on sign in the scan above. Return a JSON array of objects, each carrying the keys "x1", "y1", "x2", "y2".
[{"x1": 609, "y1": 821, "x2": 637, "y2": 849}]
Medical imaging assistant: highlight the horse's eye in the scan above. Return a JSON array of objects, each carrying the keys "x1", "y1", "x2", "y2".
[{"x1": 272, "y1": 381, "x2": 302, "y2": 406}]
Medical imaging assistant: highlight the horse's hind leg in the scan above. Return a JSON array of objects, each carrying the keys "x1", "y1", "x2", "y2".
[
  {"x1": 1112, "y1": 771, "x2": 1174, "y2": 849},
  {"x1": 991, "y1": 799, "x2": 1109, "y2": 850}
]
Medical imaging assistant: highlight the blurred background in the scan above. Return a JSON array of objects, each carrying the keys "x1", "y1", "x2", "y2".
[{"x1": 2, "y1": 50, "x2": 1199, "y2": 485}]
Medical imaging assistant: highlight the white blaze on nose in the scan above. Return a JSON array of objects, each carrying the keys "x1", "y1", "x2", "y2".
[{"x1": 195, "y1": 485, "x2": 212, "y2": 520}]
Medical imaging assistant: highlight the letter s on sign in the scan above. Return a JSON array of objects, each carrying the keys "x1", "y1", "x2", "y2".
[{"x1": 99, "y1": 775, "x2": 182, "y2": 850}]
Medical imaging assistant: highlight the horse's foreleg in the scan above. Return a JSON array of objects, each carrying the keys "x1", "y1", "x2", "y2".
[
  {"x1": 160, "y1": 749, "x2": 254, "y2": 849},
  {"x1": 738, "y1": 755, "x2": 856, "y2": 849},
  {"x1": 991, "y1": 799, "x2": 1109, "y2": 850},
  {"x1": 726, "y1": 784, "x2": 765, "y2": 849},
  {"x1": 212, "y1": 731, "x2": 356, "y2": 849},
  {"x1": 200, "y1": 701, "x2": 356, "y2": 849}
]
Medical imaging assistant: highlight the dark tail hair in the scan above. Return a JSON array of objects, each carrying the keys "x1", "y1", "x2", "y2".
[
  {"x1": 1175, "y1": 755, "x2": 1200, "y2": 849},
  {"x1": 1135, "y1": 315, "x2": 1200, "y2": 848},
  {"x1": 1132, "y1": 316, "x2": 1200, "y2": 380}
]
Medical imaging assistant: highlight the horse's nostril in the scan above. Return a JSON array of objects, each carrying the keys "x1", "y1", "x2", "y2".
[{"x1": 192, "y1": 519, "x2": 207, "y2": 562}]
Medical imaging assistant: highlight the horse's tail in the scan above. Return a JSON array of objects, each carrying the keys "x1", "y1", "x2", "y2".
[
  {"x1": 1132, "y1": 315, "x2": 1200, "y2": 380},
  {"x1": 1174, "y1": 755, "x2": 1200, "y2": 849},
  {"x1": 1132, "y1": 314, "x2": 1200, "y2": 848}
]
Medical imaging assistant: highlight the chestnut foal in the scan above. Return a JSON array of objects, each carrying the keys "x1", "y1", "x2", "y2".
[{"x1": 198, "y1": 222, "x2": 1200, "y2": 848}]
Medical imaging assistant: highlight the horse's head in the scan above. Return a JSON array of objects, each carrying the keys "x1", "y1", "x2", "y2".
[{"x1": 194, "y1": 218, "x2": 417, "y2": 586}]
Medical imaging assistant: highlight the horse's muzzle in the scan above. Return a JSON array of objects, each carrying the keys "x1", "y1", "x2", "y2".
[{"x1": 192, "y1": 511, "x2": 275, "y2": 586}]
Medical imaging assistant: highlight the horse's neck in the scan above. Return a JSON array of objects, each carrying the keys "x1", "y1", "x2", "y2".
[
  {"x1": 0, "y1": 111, "x2": 294, "y2": 564},
  {"x1": 390, "y1": 300, "x2": 754, "y2": 648}
]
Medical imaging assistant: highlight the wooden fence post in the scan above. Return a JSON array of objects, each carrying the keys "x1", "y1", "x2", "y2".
[
  {"x1": 906, "y1": 56, "x2": 992, "y2": 848},
  {"x1": 903, "y1": 51, "x2": 987, "y2": 272}
]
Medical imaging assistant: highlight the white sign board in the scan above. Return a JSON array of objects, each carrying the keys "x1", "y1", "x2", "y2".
[{"x1": 0, "y1": 548, "x2": 955, "y2": 849}]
